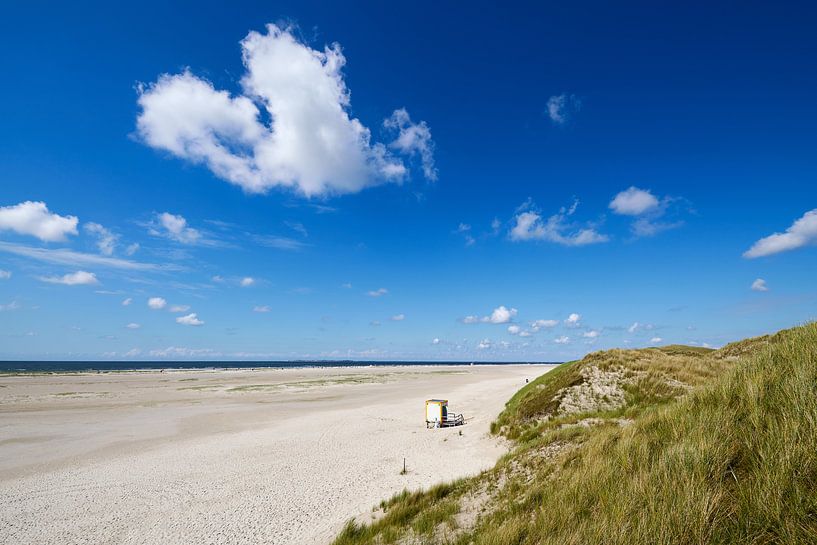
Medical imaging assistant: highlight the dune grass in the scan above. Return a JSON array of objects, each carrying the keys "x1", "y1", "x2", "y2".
[{"x1": 333, "y1": 323, "x2": 817, "y2": 545}]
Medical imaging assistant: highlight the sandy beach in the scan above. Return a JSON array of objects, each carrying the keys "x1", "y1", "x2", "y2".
[{"x1": 0, "y1": 364, "x2": 552, "y2": 545}]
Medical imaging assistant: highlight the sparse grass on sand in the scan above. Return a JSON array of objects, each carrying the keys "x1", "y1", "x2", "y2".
[{"x1": 333, "y1": 323, "x2": 817, "y2": 545}]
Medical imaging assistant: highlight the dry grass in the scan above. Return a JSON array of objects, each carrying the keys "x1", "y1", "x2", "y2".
[{"x1": 332, "y1": 323, "x2": 817, "y2": 545}]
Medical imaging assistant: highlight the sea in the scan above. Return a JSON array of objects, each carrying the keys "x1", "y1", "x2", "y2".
[{"x1": 0, "y1": 360, "x2": 558, "y2": 373}]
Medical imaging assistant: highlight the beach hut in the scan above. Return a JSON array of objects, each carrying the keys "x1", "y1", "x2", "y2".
[{"x1": 425, "y1": 399, "x2": 464, "y2": 428}]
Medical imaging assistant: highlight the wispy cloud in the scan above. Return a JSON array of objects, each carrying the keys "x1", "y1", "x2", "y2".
[
  {"x1": 0, "y1": 241, "x2": 168, "y2": 271},
  {"x1": 609, "y1": 187, "x2": 684, "y2": 238},
  {"x1": 751, "y1": 278, "x2": 769, "y2": 292},
  {"x1": 84, "y1": 222, "x2": 118, "y2": 255},
  {"x1": 252, "y1": 234, "x2": 309, "y2": 251},
  {"x1": 367, "y1": 287, "x2": 388, "y2": 297},
  {"x1": 176, "y1": 313, "x2": 204, "y2": 326},
  {"x1": 546, "y1": 93, "x2": 581, "y2": 125}
]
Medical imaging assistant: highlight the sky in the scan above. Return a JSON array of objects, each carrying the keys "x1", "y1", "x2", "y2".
[{"x1": 1, "y1": 1, "x2": 816, "y2": 361}]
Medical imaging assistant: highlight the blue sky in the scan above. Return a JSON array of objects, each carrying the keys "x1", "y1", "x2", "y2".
[{"x1": 1, "y1": 1, "x2": 816, "y2": 361}]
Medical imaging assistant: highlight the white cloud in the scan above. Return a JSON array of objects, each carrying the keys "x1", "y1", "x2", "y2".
[
  {"x1": 583, "y1": 330, "x2": 600, "y2": 338},
  {"x1": 554, "y1": 335, "x2": 570, "y2": 344},
  {"x1": 367, "y1": 287, "x2": 388, "y2": 297},
  {"x1": 627, "y1": 322, "x2": 640, "y2": 333},
  {"x1": 211, "y1": 275, "x2": 225, "y2": 283},
  {"x1": 530, "y1": 319, "x2": 558, "y2": 331},
  {"x1": 477, "y1": 338, "x2": 492, "y2": 349},
  {"x1": 609, "y1": 187, "x2": 683, "y2": 238},
  {"x1": 126, "y1": 323, "x2": 141, "y2": 329},
  {"x1": 240, "y1": 277, "x2": 255, "y2": 287},
  {"x1": 744, "y1": 209, "x2": 817, "y2": 258},
  {"x1": 125, "y1": 243, "x2": 140, "y2": 256},
  {"x1": 0, "y1": 201, "x2": 78, "y2": 242},
  {"x1": 176, "y1": 313, "x2": 204, "y2": 326},
  {"x1": 0, "y1": 241, "x2": 163, "y2": 271},
  {"x1": 431, "y1": 338, "x2": 441, "y2": 345},
  {"x1": 369, "y1": 320, "x2": 381, "y2": 326},
  {"x1": 39, "y1": 270, "x2": 98, "y2": 286},
  {"x1": 650, "y1": 337, "x2": 663, "y2": 344},
  {"x1": 341, "y1": 282, "x2": 352, "y2": 289},
  {"x1": 519, "y1": 330, "x2": 532, "y2": 338},
  {"x1": 384, "y1": 108, "x2": 437, "y2": 181},
  {"x1": 169, "y1": 304, "x2": 191, "y2": 313},
  {"x1": 122, "y1": 297, "x2": 133, "y2": 306},
  {"x1": 84, "y1": 222, "x2": 118, "y2": 255},
  {"x1": 509, "y1": 200, "x2": 608, "y2": 246},
  {"x1": 124, "y1": 348, "x2": 142, "y2": 357},
  {"x1": 565, "y1": 313, "x2": 581, "y2": 325},
  {"x1": 546, "y1": 94, "x2": 581, "y2": 124},
  {"x1": 751, "y1": 278, "x2": 769, "y2": 292},
  {"x1": 136, "y1": 24, "x2": 431, "y2": 197},
  {"x1": 463, "y1": 305, "x2": 518, "y2": 325},
  {"x1": 391, "y1": 314, "x2": 405, "y2": 321},
  {"x1": 609, "y1": 187, "x2": 660, "y2": 216},
  {"x1": 150, "y1": 212, "x2": 203, "y2": 244},
  {"x1": 507, "y1": 324, "x2": 521, "y2": 335},
  {"x1": 253, "y1": 234, "x2": 308, "y2": 251},
  {"x1": 253, "y1": 305, "x2": 271, "y2": 312},
  {"x1": 0, "y1": 301, "x2": 21, "y2": 312},
  {"x1": 485, "y1": 305, "x2": 517, "y2": 324},
  {"x1": 148, "y1": 297, "x2": 167, "y2": 310},
  {"x1": 0, "y1": 270, "x2": 10, "y2": 280}
]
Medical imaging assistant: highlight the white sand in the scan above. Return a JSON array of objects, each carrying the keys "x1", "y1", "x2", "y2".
[{"x1": 0, "y1": 364, "x2": 552, "y2": 545}]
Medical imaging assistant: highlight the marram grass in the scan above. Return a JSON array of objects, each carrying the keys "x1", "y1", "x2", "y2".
[{"x1": 333, "y1": 323, "x2": 817, "y2": 545}]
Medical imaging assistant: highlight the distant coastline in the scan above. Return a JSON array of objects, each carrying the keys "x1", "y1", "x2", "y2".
[{"x1": 0, "y1": 360, "x2": 559, "y2": 373}]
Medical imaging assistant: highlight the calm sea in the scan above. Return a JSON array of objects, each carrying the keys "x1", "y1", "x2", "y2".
[{"x1": 0, "y1": 360, "x2": 557, "y2": 373}]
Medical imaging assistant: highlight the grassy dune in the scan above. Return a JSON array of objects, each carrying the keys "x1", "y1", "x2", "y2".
[{"x1": 334, "y1": 323, "x2": 817, "y2": 544}]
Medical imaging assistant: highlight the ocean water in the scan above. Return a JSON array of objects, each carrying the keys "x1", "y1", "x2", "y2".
[{"x1": 0, "y1": 360, "x2": 556, "y2": 373}]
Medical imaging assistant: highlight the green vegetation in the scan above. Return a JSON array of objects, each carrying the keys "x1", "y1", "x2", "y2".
[{"x1": 333, "y1": 323, "x2": 817, "y2": 544}]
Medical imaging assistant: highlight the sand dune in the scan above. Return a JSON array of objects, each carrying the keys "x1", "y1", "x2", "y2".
[{"x1": 0, "y1": 364, "x2": 551, "y2": 545}]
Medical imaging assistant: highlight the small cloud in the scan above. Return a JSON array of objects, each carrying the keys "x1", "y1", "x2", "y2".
[
  {"x1": 650, "y1": 337, "x2": 663, "y2": 344},
  {"x1": 240, "y1": 277, "x2": 255, "y2": 287},
  {"x1": 565, "y1": 313, "x2": 581, "y2": 326},
  {"x1": 627, "y1": 322, "x2": 639, "y2": 333},
  {"x1": 148, "y1": 297, "x2": 167, "y2": 310},
  {"x1": 484, "y1": 305, "x2": 517, "y2": 324},
  {"x1": 462, "y1": 315, "x2": 480, "y2": 324},
  {"x1": 507, "y1": 324, "x2": 521, "y2": 335},
  {"x1": 370, "y1": 320, "x2": 381, "y2": 326},
  {"x1": 609, "y1": 187, "x2": 660, "y2": 216},
  {"x1": 546, "y1": 93, "x2": 581, "y2": 125},
  {"x1": 341, "y1": 282, "x2": 352, "y2": 289},
  {"x1": 744, "y1": 209, "x2": 817, "y2": 258},
  {"x1": 432, "y1": 337, "x2": 441, "y2": 345},
  {"x1": 384, "y1": 108, "x2": 437, "y2": 181},
  {"x1": 554, "y1": 335, "x2": 570, "y2": 344},
  {"x1": 84, "y1": 222, "x2": 118, "y2": 256},
  {"x1": 530, "y1": 319, "x2": 558, "y2": 331},
  {"x1": 125, "y1": 243, "x2": 140, "y2": 256},
  {"x1": 285, "y1": 221, "x2": 309, "y2": 237},
  {"x1": 367, "y1": 288, "x2": 388, "y2": 297},
  {"x1": 253, "y1": 234, "x2": 308, "y2": 251},
  {"x1": 583, "y1": 330, "x2": 600, "y2": 338},
  {"x1": 126, "y1": 323, "x2": 141, "y2": 329},
  {"x1": 149, "y1": 212, "x2": 205, "y2": 245},
  {"x1": 509, "y1": 200, "x2": 608, "y2": 246},
  {"x1": 169, "y1": 304, "x2": 191, "y2": 313},
  {"x1": 390, "y1": 314, "x2": 405, "y2": 321},
  {"x1": 39, "y1": 270, "x2": 98, "y2": 286},
  {"x1": 0, "y1": 201, "x2": 78, "y2": 242},
  {"x1": 0, "y1": 301, "x2": 21, "y2": 312},
  {"x1": 477, "y1": 338, "x2": 492, "y2": 349},
  {"x1": 253, "y1": 305, "x2": 271, "y2": 313},
  {"x1": 176, "y1": 313, "x2": 204, "y2": 326},
  {"x1": 751, "y1": 278, "x2": 769, "y2": 292},
  {"x1": 211, "y1": 275, "x2": 225, "y2": 283},
  {"x1": 0, "y1": 270, "x2": 10, "y2": 280},
  {"x1": 124, "y1": 348, "x2": 142, "y2": 357},
  {"x1": 122, "y1": 297, "x2": 133, "y2": 306}
]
